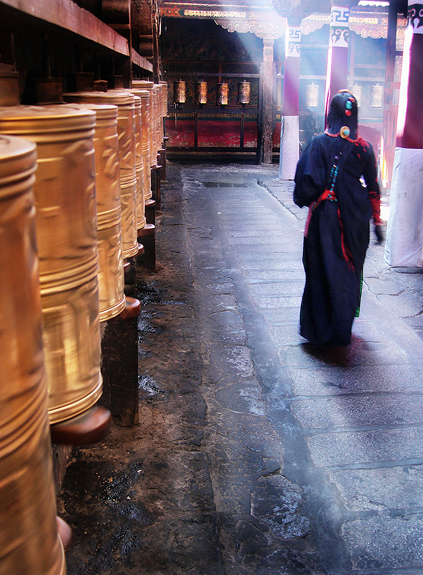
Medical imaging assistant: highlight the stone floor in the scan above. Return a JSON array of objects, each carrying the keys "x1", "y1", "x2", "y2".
[{"x1": 59, "y1": 161, "x2": 423, "y2": 575}]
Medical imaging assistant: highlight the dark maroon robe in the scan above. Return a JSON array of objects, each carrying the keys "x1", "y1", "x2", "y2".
[{"x1": 293, "y1": 133, "x2": 380, "y2": 346}]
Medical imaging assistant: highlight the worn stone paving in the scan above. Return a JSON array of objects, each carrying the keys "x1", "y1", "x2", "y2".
[{"x1": 60, "y1": 162, "x2": 423, "y2": 575}]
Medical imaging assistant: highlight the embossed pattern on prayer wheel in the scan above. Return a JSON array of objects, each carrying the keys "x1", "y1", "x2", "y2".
[
  {"x1": 217, "y1": 82, "x2": 229, "y2": 106},
  {"x1": 129, "y1": 88, "x2": 151, "y2": 202},
  {"x1": 153, "y1": 84, "x2": 162, "y2": 157},
  {"x1": 238, "y1": 80, "x2": 251, "y2": 105},
  {"x1": 64, "y1": 103, "x2": 126, "y2": 321},
  {"x1": 132, "y1": 95, "x2": 145, "y2": 230},
  {"x1": 160, "y1": 81, "x2": 168, "y2": 117},
  {"x1": 173, "y1": 79, "x2": 186, "y2": 104},
  {"x1": 0, "y1": 135, "x2": 65, "y2": 575},
  {"x1": 0, "y1": 105, "x2": 102, "y2": 425},
  {"x1": 196, "y1": 81, "x2": 207, "y2": 105},
  {"x1": 137, "y1": 89, "x2": 152, "y2": 200},
  {"x1": 63, "y1": 91, "x2": 138, "y2": 258},
  {"x1": 133, "y1": 81, "x2": 157, "y2": 167}
]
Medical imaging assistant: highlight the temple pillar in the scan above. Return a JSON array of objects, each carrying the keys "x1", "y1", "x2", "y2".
[
  {"x1": 260, "y1": 38, "x2": 275, "y2": 164},
  {"x1": 385, "y1": 2, "x2": 423, "y2": 267},
  {"x1": 279, "y1": 22, "x2": 301, "y2": 180},
  {"x1": 325, "y1": 1, "x2": 350, "y2": 119}
]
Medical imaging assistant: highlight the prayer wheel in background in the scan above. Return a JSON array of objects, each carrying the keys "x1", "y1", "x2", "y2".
[
  {"x1": 0, "y1": 134, "x2": 65, "y2": 575},
  {"x1": 238, "y1": 80, "x2": 251, "y2": 106},
  {"x1": 173, "y1": 79, "x2": 186, "y2": 104},
  {"x1": 196, "y1": 81, "x2": 207, "y2": 105},
  {"x1": 63, "y1": 91, "x2": 138, "y2": 259},
  {"x1": 62, "y1": 103, "x2": 126, "y2": 322},
  {"x1": 0, "y1": 105, "x2": 102, "y2": 425},
  {"x1": 217, "y1": 82, "x2": 229, "y2": 106}
]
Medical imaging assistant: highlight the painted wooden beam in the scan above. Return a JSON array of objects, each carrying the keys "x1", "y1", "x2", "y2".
[{"x1": 0, "y1": 0, "x2": 129, "y2": 56}]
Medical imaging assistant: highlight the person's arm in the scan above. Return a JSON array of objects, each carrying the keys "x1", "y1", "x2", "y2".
[
  {"x1": 362, "y1": 142, "x2": 384, "y2": 243},
  {"x1": 293, "y1": 137, "x2": 327, "y2": 208}
]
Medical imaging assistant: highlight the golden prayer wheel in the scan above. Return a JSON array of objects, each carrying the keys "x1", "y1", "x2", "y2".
[
  {"x1": 0, "y1": 105, "x2": 102, "y2": 425},
  {"x1": 129, "y1": 88, "x2": 152, "y2": 202},
  {"x1": 153, "y1": 84, "x2": 162, "y2": 158},
  {"x1": 173, "y1": 79, "x2": 186, "y2": 104},
  {"x1": 63, "y1": 91, "x2": 138, "y2": 258},
  {"x1": 196, "y1": 81, "x2": 207, "y2": 105},
  {"x1": 138, "y1": 89, "x2": 152, "y2": 200},
  {"x1": 0, "y1": 134, "x2": 65, "y2": 575},
  {"x1": 63, "y1": 102, "x2": 126, "y2": 322},
  {"x1": 132, "y1": 95, "x2": 146, "y2": 230},
  {"x1": 160, "y1": 81, "x2": 168, "y2": 117},
  {"x1": 133, "y1": 81, "x2": 157, "y2": 168},
  {"x1": 217, "y1": 82, "x2": 229, "y2": 106},
  {"x1": 238, "y1": 80, "x2": 251, "y2": 106}
]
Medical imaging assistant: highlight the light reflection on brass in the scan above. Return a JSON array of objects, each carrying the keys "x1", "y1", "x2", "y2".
[
  {"x1": 196, "y1": 81, "x2": 207, "y2": 105},
  {"x1": 160, "y1": 81, "x2": 168, "y2": 117},
  {"x1": 0, "y1": 105, "x2": 103, "y2": 424},
  {"x1": 153, "y1": 84, "x2": 161, "y2": 160},
  {"x1": 173, "y1": 79, "x2": 186, "y2": 104},
  {"x1": 138, "y1": 89, "x2": 152, "y2": 200},
  {"x1": 0, "y1": 134, "x2": 65, "y2": 575},
  {"x1": 129, "y1": 88, "x2": 152, "y2": 202},
  {"x1": 133, "y1": 81, "x2": 158, "y2": 167},
  {"x1": 217, "y1": 82, "x2": 229, "y2": 106},
  {"x1": 63, "y1": 91, "x2": 138, "y2": 259},
  {"x1": 132, "y1": 95, "x2": 145, "y2": 230},
  {"x1": 63, "y1": 103, "x2": 126, "y2": 322},
  {"x1": 238, "y1": 80, "x2": 251, "y2": 105}
]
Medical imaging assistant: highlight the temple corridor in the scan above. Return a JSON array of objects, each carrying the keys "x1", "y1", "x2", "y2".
[{"x1": 60, "y1": 162, "x2": 423, "y2": 575}]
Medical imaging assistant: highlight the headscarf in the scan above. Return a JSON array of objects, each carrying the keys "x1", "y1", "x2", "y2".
[{"x1": 326, "y1": 90, "x2": 358, "y2": 140}]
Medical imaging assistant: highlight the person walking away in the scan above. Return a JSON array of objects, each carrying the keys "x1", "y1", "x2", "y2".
[{"x1": 293, "y1": 89, "x2": 383, "y2": 347}]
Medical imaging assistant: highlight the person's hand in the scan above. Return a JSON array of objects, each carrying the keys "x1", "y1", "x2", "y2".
[{"x1": 374, "y1": 224, "x2": 384, "y2": 245}]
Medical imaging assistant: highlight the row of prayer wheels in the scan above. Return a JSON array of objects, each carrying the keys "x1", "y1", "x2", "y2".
[
  {"x1": 174, "y1": 79, "x2": 251, "y2": 106},
  {"x1": 0, "y1": 81, "x2": 168, "y2": 574}
]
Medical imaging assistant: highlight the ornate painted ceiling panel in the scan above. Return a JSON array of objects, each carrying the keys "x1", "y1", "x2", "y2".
[{"x1": 159, "y1": 1, "x2": 397, "y2": 40}]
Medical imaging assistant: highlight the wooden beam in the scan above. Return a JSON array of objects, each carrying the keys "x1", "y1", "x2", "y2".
[
  {"x1": 131, "y1": 48, "x2": 153, "y2": 72},
  {"x1": 0, "y1": 0, "x2": 129, "y2": 56}
]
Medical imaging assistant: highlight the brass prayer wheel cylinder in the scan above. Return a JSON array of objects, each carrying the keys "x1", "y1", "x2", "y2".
[
  {"x1": 153, "y1": 84, "x2": 161, "y2": 157},
  {"x1": 132, "y1": 95, "x2": 146, "y2": 230},
  {"x1": 0, "y1": 105, "x2": 103, "y2": 425},
  {"x1": 196, "y1": 81, "x2": 207, "y2": 105},
  {"x1": 160, "y1": 81, "x2": 168, "y2": 117},
  {"x1": 132, "y1": 80, "x2": 158, "y2": 164},
  {"x1": 0, "y1": 134, "x2": 65, "y2": 575},
  {"x1": 217, "y1": 82, "x2": 229, "y2": 106},
  {"x1": 137, "y1": 89, "x2": 152, "y2": 200},
  {"x1": 63, "y1": 91, "x2": 138, "y2": 258},
  {"x1": 129, "y1": 88, "x2": 152, "y2": 204},
  {"x1": 63, "y1": 103, "x2": 126, "y2": 321},
  {"x1": 173, "y1": 79, "x2": 186, "y2": 104},
  {"x1": 238, "y1": 80, "x2": 251, "y2": 105}
]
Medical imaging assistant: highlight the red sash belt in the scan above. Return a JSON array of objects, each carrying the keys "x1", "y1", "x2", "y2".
[{"x1": 304, "y1": 189, "x2": 355, "y2": 272}]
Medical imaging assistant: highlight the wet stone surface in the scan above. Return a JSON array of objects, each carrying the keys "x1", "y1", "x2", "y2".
[{"x1": 60, "y1": 163, "x2": 423, "y2": 575}]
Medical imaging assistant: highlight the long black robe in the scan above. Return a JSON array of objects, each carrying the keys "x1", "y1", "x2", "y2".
[{"x1": 293, "y1": 133, "x2": 380, "y2": 346}]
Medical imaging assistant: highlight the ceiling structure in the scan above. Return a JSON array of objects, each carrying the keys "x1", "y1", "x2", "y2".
[
  {"x1": 158, "y1": 0, "x2": 402, "y2": 40},
  {"x1": 158, "y1": 0, "x2": 365, "y2": 22}
]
